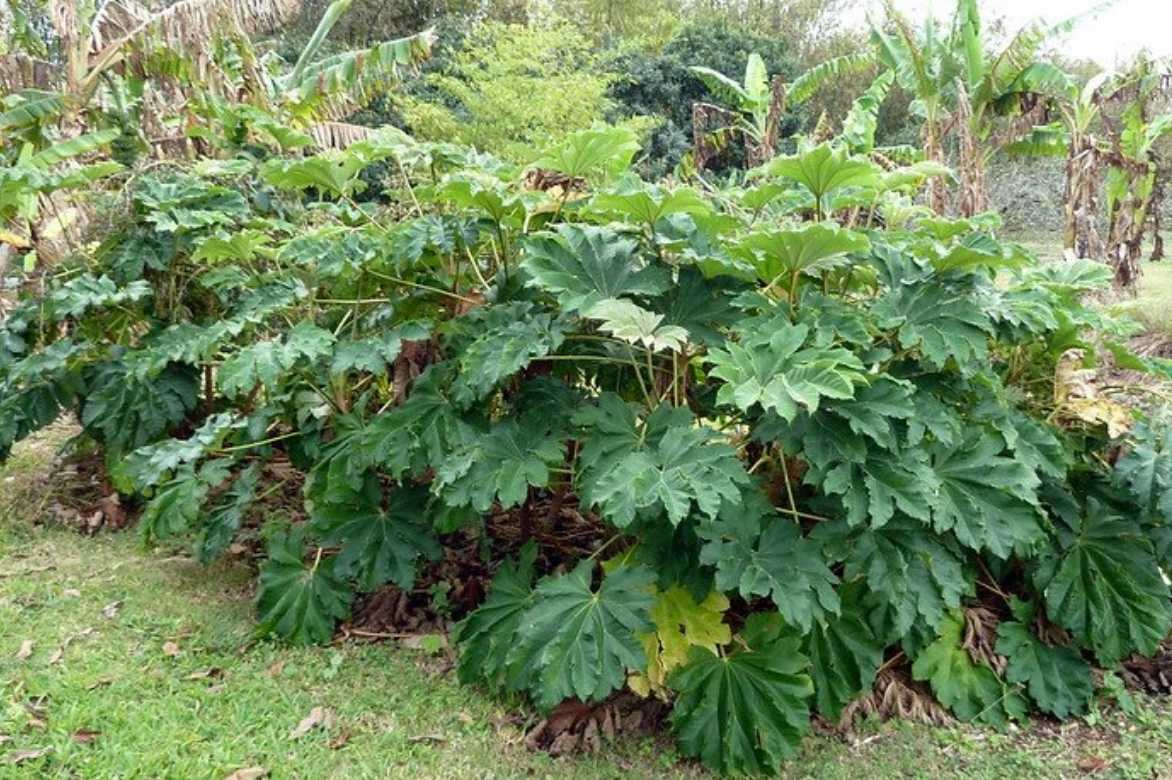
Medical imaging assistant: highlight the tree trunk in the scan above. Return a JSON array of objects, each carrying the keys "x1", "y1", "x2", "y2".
[
  {"x1": 1106, "y1": 173, "x2": 1151, "y2": 291},
  {"x1": 955, "y1": 88, "x2": 986, "y2": 218},
  {"x1": 922, "y1": 119, "x2": 949, "y2": 215},
  {"x1": 1063, "y1": 143, "x2": 1104, "y2": 259}
]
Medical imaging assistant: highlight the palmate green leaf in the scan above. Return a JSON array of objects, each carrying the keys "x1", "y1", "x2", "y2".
[
  {"x1": 521, "y1": 224, "x2": 669, "y2": 313},
  {"x1": 452, "y1": 542, "x2": 538, "y2": 690},
  {"x1": 330, "y1": 321, "x2": 430, "y2": 377},
  {"x1": 48, "y1": 275, "x2": 152, "y2": 320},
  {"x1": 81, "y1": 362, "x2": 199, "y2": 459},
  {"x1": 763, "y1": 144, "x2": 881, "y2": 203},
  {"x1": 872, "y1": 278, "x2": 994, "y2": 373},
  {"x1": 995, "y1": 618, "x2": 1093, "y2": 718},
  {"x1": 927, "y1": 431, "x2": 1044, "y2": 558},
  {"x1": 532, "y1": 125, "x2": 640, "y2": 181},
  {"x1": 198, "y1": 464, "x2": 260, "y2": 565},
  {"x1": 646, "y1": 267, "x2": 742, "y2": 348},
  {"x1": 451, "y1": 303, "x2": 569, "y2": 405},
  {"x1": 514, "y1": 560, "x2": 655, "y2": 710},
  {"x1": 219, "y1": 322, "x2": 336, "y2": 398},
  {"x1": 1036, "y1": 501, "x2": 1171, "y2": 665},
  {"x1": 586, "y1": 298, "x2": 688, "y2": 353},
  {"x1": 821, "y1": 448, "x2": 935, "y2": 528},
  {"x1": 435, "y1": 415, "x2": 564, "y2": 513},
  {"x1": 139, "y1": 460, "x2": 232, "y2": 543},
  {"x1": 803, "y1": 376, "x2": 916, "y2": 453},
  {"x1": 734, "y1": 223, "x2": 871, "y2": 286},
  {"x1": 708, "y1": 323, "x2": 866, "y2": 423},
  {"x1": 192, "y1": 230, "x2": 273, "y2": 263},
  {"x1": 912, "y1": 611, "x2": 1027, "y2": 726},
  {"x1": 311, "y1": 476, "x2": 440, "y2": 591},
  {"x1": 668, "y1": 614, "x2": 814, "y2": 775},
  {"x1": 815, "y1": 516, "x2": 968, "y2": 638},
  {"x1": 574, "y1": 396, "x2": 748, "y2": 528},
  {"x1": 589, "y1": 178, "x2": 712, "y2": 226},
  {"x1": 113, "y1": 412, "x2": 240, "y2": 492},
  {"x1": 699, "y1": 505, "x2": 840, "y2": 633},
  {"x1": 134, "y1": 174, "x2": 250, "y2": 234},
  {"x1": 256, "y1": 524, "x2": 353, "y2": 646},
  {"x1": 1114, "y1": 415, "x2": 1172, "y2": 523},
  {"x1": 261, "y1": 154, "x2": 366, "y2": 197},
  {"x1": 801, "y1": 585, "x2": 884, "y2": 720}
]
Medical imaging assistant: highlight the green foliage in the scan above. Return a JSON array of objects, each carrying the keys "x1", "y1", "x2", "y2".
[
  {"x1": 451, "y1": 542, "x2": 538, "y2": 691},
  {"x1": 707, "y1": 322, "x2": 866, "y2": 422},
  {"x1": 257, "y1": 525, "x2": 354, "y2": 646},
  {"x1": 1035, "y1": 501, "x2": 1171, "y2": 665},
  {"x1": 311, "y1": 476, "x2": 440, "y2": 590},
  {"x1": 5, "y1": 102, "x2": 1172, "y2": 777},
  {"x1": 399, "y1": 22, "x2": 624, "y2": 163},
  {"x1": 912, "y1": 611, "x2": 1027, "y2": 726},
  {"x1": 668, "y1": 614, "x2": 813, "y2": 775},
  {"x1": 995, "y1": 603, "x2": 1093, "y2": 718},
  {"x1": 514, "y1": 560, "x2": 655, "y2": 710},
  {"x1": 521, "y1": 224, "x2": 668, "y2": 313}
]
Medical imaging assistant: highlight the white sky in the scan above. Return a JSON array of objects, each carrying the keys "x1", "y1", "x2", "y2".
[{"x1": 856, "y1": 0, "x2": 1172, "y2": 67}]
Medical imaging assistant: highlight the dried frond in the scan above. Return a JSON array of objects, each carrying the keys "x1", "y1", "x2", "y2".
[
  {"x1": 840, "y1": 668, "x2": 952, "y2": 727},
  {"x1": 92, "y1": 0, "x2": 301, "y2": 74},
  {"x1": 0, "y1": 54, "x2": 59, "y2": 93},
  {"x1": 308, "y1": 121, "x2": 374, "y2": 150},
  {"x1": 89, "y1": 0, "x2": 153, "y2": 53},
  {"x1": 962, "y1": 605, "x2": 1005, "y2": 675}
]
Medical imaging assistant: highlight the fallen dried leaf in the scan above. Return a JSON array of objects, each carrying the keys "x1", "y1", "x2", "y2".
[
  {"x1": 63, "y1": 589, "x2": 81, "y2": 598},
  {"x1": 15, "y1": 640, "x2": 33, "y2": 660},
  {"x1": 71, "y1": 729, "x2": 100, "y2": 745},
  {"x1": 86, "y1": 678, "x2": 114, "y2": 691},
  {"x1": 7, "y1": 747, "x2": 51, "y2": 764},
  {"x1": 102, "y1": 601, "x2": 121, "y2": 619},
  {"x1": 47, "y1": 647, "x2": 64, "y2": 665},
  {"x1": 327, "y1": 731, "x2": 351, "y2": 750},
  {"x1": 0, "y1": 735, "x2": 11, "y2": 745},
  {"x1": 289, "y1": 706, "x2": 335, "y2": 740},
  {"x1": 1077, "y1": 755, "x2": 1109, "y2": 774},
  {"x1": 185, "y1": 668, "x2": 223, "y2": 681},
  {"x1": 161, "y1": 641, "x2": 181, "y2": 657},
  {"x1": 407, "y1": 734, "x2": 447, "y2": 744},
  {"x1": 223, "y1": 767, "x2": 267, "y2": 780},
  {"x1": 265, "y1": 660, "x2": 285, "y2": 677}
]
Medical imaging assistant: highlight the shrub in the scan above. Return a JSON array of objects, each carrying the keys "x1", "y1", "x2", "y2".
[
  {"x1": 397, "y1": 21, "x2": 631, "y2": 163},
  {"x1": 2, "y1": 125, "x2": 1171, "y2": 776}
]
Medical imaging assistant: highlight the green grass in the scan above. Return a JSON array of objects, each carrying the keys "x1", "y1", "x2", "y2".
[{"x1": 3, "y1": 402, "x2": 1172, "y2": 778}]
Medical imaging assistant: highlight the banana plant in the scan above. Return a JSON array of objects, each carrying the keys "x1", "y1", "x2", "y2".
[
  {"x1": 689, "y1": 51, "x2": 874, "y2": 169},
  {"x1": 1098, "y1": 57, "x2": 1172, "y2": 289},
  {"x1": 872, "y1": 0, "x2": 1104, "y2": 216},
  {"x1": 0, "y1": 129, "x2": 123, "y2": 267},
  {"x1": 0, "y1": 0, "x2": 432, "y2": 151},
  {"x1": 1006, "y1": 72, "x2": 1112, "y2": 260}
]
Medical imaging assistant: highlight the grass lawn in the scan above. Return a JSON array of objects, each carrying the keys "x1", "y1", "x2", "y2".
[{"x1": 3, "y1": 263, "x2": 1172, "y2": 779}]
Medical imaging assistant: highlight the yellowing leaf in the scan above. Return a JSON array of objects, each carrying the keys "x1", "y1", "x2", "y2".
[
  {"x1": 630, "y1": 587, "x2": 730, "y2": 698},
  {"x1": 0, "y1": 229, "x2": 31, "y2": 248}
]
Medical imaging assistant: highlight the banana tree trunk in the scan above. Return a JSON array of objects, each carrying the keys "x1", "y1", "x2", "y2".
[
  {"x1": 954, "y1": 88, "x2": 987, "y2": 218},
  {"x1": 1148, "y1": 163, "x2": 1166, "y2": 261},
  {"x1": 1063, "y1": 142, "x2": 1104, "y2": 259},
  {"x1": 1105, "y1": 166, "x2": 1154, "y2": 291},
  {"x1": 921, "y1": 109, "x2": 949, "y2": 215}
]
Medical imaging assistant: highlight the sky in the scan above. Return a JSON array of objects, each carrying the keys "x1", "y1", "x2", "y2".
[{"x1": 856, "y1": 0, "x2": 1172, "y2": 67}]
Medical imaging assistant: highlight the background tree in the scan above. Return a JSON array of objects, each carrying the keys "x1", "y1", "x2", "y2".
[{"x1": 1098, "y1": 56, "x2": 1172, "y2": 289}]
